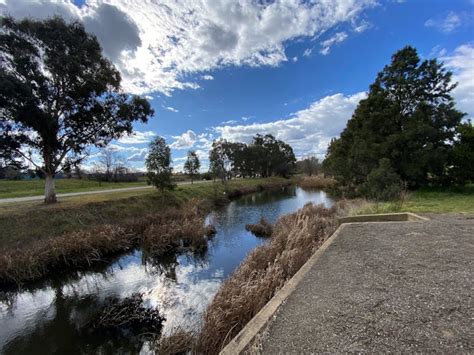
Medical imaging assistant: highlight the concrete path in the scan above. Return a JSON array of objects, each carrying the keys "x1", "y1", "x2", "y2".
[
  {"x1": 0, "y1": 180, "x2": 211, "y2": 204},
  {"x1": 256, "y1": 214, "x2": 474, "y2": 353}
]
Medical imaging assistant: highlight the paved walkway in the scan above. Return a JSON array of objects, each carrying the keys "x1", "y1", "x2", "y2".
[
  {"x1": 257, "y1": 214, "x2": 474, "y2": 353},
  {"x1": 0, "y1": 180, "x2": 212, "y2": 204}
]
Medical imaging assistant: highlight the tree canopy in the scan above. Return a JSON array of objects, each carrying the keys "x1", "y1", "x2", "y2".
[
  {"x1": 184, "y1": 150, "x2": 200, "y2": 183},
  {"x1": 146, "y1": 137, "x2": 174, "y2": 192},
  {"x1": 0, "y1": 17, "x2": 153, "y2": 202},
  {"x1": 209, "y1": 134, "x2": 296, "y2": 180},
  {"x1": 323, "y1": 46, "x2": 467, "y2": 195}
]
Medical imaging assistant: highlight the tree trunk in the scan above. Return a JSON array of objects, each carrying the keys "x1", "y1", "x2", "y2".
[{"x1": 44, "y1": 173, "x2": 57, "y2": 203}]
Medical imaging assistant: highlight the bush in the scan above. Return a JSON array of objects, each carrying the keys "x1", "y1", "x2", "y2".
[{"x1": 361, "y1": 158, "x2": 403, "y2": 201}]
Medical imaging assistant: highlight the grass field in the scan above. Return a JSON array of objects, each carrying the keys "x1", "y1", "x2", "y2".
[
  {"x1": 0, "y1": 177, "x2": 290, "y2": 249},
  {"x1": 355, "y1": 185, "x2": 474, "y2": 214},
  {"x1": 0, "y1": 178, "x2": 148, "y2": 198}
]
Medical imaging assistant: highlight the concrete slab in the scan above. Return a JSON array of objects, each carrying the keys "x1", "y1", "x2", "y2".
[{"x1": 253, "y1": 215, "x2": 474, "y2": 353}]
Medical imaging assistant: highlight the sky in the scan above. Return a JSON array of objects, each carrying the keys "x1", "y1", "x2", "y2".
[{"x1": 1, "y1": 0, "x2": 473, "y2": 172}]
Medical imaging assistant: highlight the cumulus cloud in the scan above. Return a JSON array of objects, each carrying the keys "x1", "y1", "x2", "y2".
[
  {"x1": 215, "y1": 92, "x2": 367, "y2": 158},
  {"x1": 170, "y1": 130, "x2": 197, "y2": 149},
  {"x1": 1, "y1": 0, "x2": 377, "y2": 95},
  {"x1": 425, "y1": 11, "x2": 471, "y2": 33},
  {"x1": 118, "y1": 130, "x2": 156, "y2": 144},
  {"x1": 443, "y1": 44, "x2": 474, "y2": 119},
  {"x1": 320, "y1": 32, "x2": 348, "y2": 55}
]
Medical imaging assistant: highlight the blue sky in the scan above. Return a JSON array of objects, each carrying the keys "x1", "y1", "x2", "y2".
[{"x1": 2, "y1": 0, "x2": 473, "y2": 171}]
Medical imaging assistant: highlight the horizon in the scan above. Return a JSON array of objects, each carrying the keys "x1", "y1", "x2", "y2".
[{"x1": 1, "y1": 0, "x2": 473, "y2": 172}]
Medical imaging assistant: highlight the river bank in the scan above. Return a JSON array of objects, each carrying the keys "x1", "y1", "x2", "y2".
[
  {"x1": 0, "y1": 178, "x2": 291, "y2": 285},
  {"x1": 0, "y1": 186, "x2": 334, "y2": 353}
]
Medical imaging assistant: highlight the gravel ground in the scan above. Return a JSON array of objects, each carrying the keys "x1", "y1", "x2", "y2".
[{"x1": 256, "y1": 214, "x2": 474, "y2": 353}]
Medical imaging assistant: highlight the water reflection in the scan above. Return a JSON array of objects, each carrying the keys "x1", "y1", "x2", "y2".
[{"x1": 0, "y1": 186, "x2": 333, "y2": 354}]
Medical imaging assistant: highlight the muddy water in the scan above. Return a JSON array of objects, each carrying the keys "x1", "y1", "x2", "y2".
[{"x1": 0, "y1": 186, "x2": 333, "y2": 354}]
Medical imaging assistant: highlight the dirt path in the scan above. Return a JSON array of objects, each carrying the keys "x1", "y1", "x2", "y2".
[
  {"x1": 0, "y1": 180, "x2": 212, "y2": 204},
  {"x1": 256, "y1": 214, "x2": 474, "y2": 353}
]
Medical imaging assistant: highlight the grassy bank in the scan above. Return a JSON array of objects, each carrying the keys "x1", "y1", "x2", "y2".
[
  {"x1": 0, "y1": 178, "x2": 290, "y2": 284},
  {"x1": 0, "y1": 178, "x2": 148, "y2": 199},
  {"x1": 355, "y1": 185, "x2": 474, "y2": 215}
]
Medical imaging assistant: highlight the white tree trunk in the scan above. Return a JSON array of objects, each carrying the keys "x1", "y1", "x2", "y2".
[{"x1": 44, "y1": 174, "x2": 57, "y2": 203}]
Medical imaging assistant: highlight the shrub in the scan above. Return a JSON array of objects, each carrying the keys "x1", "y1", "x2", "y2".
[{"x1": 361, "y1": 158, "x2": 403, "y2": 201}]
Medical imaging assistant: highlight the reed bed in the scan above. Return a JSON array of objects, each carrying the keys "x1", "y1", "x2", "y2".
[
  {"x1": 0, "y1": 200, "x2": 213, "y2": 285},
  {"x1": 245, "y1": 217, "x2": 273, "y2": 237},
  {"x1": 196, "y1": 202, "x2": 339, "y2": 353},
  {"x1": 297, "y1": 175, "x2": 336, "y2": 189}
]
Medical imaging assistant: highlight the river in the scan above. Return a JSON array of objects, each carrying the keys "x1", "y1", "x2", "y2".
[{"x1": 0, "y1": 186, "x2": 333, "y2": 354}]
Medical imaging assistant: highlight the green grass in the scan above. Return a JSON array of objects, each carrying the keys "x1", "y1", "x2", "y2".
[
  {"x1": 355, "y1": 185, "x2": 474, "y2": 215},
  {"x1": 0, "y1": 178, "x2": 148, "y2": 198},
  {"x1": 0, "y1": 177, "x2": 289, "y2": 249}
]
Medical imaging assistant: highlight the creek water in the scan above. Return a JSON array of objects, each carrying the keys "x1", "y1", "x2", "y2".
[{"x1": 0, "y1": 186, "x2": 333, "y2": 354}]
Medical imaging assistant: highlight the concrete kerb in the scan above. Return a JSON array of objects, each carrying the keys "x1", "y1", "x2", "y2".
[{"x1": 219, "y1": 212, "x2": 428, "y2": 355}]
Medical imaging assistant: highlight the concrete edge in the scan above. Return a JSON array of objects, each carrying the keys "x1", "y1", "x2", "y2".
[
  {"x1": 338, "y1": 212, "x2": 429, "y2": 224},
  {"x1": 220, "y1": 224, "x2": 347, "y2": 355},
  {"x1": 220, "y1": 212, "x2": 428, "y2": 354}
]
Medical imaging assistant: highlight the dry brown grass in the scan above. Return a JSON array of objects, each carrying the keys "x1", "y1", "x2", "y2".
[
  {"x1": 155, "y1": 328, "x2": 197, "y2": 355},
  {"x1": 0, "y1": 199, "x2": 214, "y2": 285},
  {"x1": 297, "y1": 175, "x2": 336, "y2": 189},
  {"x1": 245, "y1": 218, "x2": 273, "y2": 237},
  {"x1": 196, "y1": 202, "x2": 339, "y2": 353}
]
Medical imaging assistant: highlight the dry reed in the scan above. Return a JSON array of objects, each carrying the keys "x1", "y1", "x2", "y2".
[
  {"x1": 196, "y1": 202, "x2": 339, "y2": 353},
  {"x1": 297, "y1": 175, "x2": 336, "y2": 189},
  {"x1": 245, "y1": 218, "x2": 273, "y2": 237}
]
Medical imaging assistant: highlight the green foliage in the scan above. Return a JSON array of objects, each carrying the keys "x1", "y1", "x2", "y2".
[
  {"x1": 209, "y1": 134, "x2": 296, "y2": 179},
  {"x1": 184, "y1": 150, "x2": 201, "y2": 183},
  {"x1": 451, "y1": 121, "x2": 474, "y2": 185},
  {"x1": 360, "y1": 159, "x2": 403, "y2": 201},
  {"x1": 324, "y1": 45, "x2": 466, "y2": 195},
  {"x1": 146, "y1": 137, "x2": 175, "y2": 192},
  {"x1": 0, "y1": 17, "x2": 153, "y2": 202}
]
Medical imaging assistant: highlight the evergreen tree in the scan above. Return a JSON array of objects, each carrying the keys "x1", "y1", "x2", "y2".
[
  {"x1": 324, "y1": 46, "x2": 465, "y2": 192},
  {"x1": 146, "y1": 137, "x2": 175, "y2": 192}
]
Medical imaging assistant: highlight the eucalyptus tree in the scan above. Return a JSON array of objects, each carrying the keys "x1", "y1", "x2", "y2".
[
  {"x1": 0, "y1": 17, "x2": 153, "y2": 202},
  {"x1": 146, "y1": 137, "x2": 175, "y2": 192},
  {"x1": 184, "y1": 150, "x2": 200, "y2": 183}
]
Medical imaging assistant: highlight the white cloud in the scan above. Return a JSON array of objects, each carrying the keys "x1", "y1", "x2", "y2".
[
  {"x1": 443, "y1": 44, "x2": 474, "y2": 119},
  {"x1": 1, "y1": 0, "x2": 377, "y2": 95},
  {"x1": 303, "y1": 48, "x2": 313, "y2": 57},
  {"x1": 241, "y1": 116, "x2": 253, "y2": 121},
  {"x1": 127, "y1": 148, "x2": 148, "y2": 162},
  {"x1": 118, "y1": 130, "x2": 156, "y2": 144},
  {"x1": 221, "y1": 119, "x2": 238, "y2": 125},
  {"x1": 163, "y1": 106, "x2": 179, "y2": 113},
  {"x1": 170, "y1": 130, "x2": 197, "y2": 149},
  {"x1": 424, "y1": 11, "x2": 471, "y2": 33},
  {"x1": 353, "y1": 20, "x2": 371, "y2": 33},
  {"x1": 215, "y1": 92, "x2": 367, "y2": 158},
  {"x1": 201, "y1": 75, "x2": 214, "y2": 80},
  {"x1": 320, "y1": 32, "x2": 348, "y2": 55}
]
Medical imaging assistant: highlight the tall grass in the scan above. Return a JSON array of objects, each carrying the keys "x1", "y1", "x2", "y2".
[
  {"x1": 196, "y1": 202, "x2": 340, "y2": 353},
  {"x1": 296, "y1": 175, "x2": 336, "y2": 190},
  {"x1": 0, "y1": 200, "x2": 212, "y2": 285},
  {"x1": 0, "y1": 178, "x2": 291, "y2": 285}
]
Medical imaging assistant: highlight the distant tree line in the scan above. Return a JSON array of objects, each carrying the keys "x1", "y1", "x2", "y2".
[
  {"x1": 209, "y1": 134, "x2": 296, "y2": 181},
  {"x1": 323, "y1": 46, "x2": 474, "y2": 200}
]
